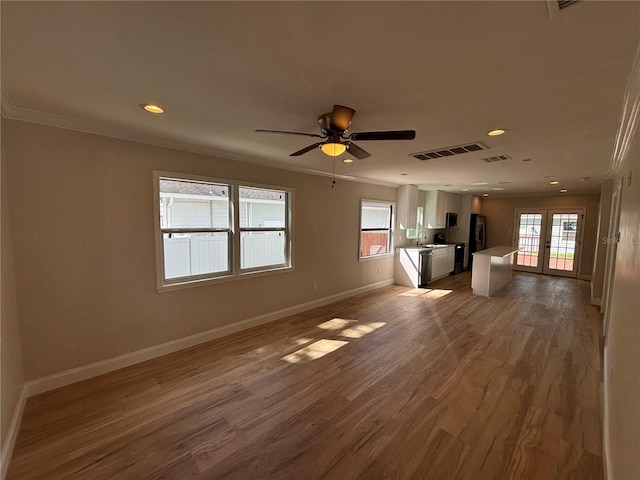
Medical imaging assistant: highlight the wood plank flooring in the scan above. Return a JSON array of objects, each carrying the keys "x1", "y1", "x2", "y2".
[{"x1": 7, "y1": 272, "x2": 604, "y2": 479}]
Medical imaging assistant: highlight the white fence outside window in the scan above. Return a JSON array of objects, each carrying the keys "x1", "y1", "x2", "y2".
[{"x1": 164, "y1": 232, "x2": 285, "y2": 279}]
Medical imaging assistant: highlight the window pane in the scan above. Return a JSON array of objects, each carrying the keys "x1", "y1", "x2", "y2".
[
  {"x1": 160, "y1": 179, "x2": 229, "y2": 229},
  {"x1": 361, "y1": 202, "x2": 391, "y2": 229},
  {"x1": 239, "y1": 187, "x2": 286, "y2": 228},
  {"x1": 163, "y1": 232, "x2": 229, "y2": 279},
  {"x1": 241, "y1": 231, "x2": 286, "y2": 269},
  {"x1": 361, "y1": 230, "x2": 390, "y2": 257},
  {"x1": 517, "y1": 213, "x2": 542, "y2": 267},
  {"x1": 548, "y1": 213, "x2": 578, "y2": 272}
]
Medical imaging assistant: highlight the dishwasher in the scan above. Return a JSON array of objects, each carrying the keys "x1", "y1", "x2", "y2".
[{"x1": 418, "y1": 249, "x2": 433, "y2": 287}]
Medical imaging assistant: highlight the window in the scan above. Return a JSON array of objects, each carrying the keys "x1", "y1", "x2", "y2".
[
  {"x1": 159, "y1": 178, "x2": 232, "y2": 280},
  {"x1": 239, "y1": 186, "x2": 288, "y2": 270},
  {"x1": 406, "y1": 206, "x2": 424, "y2": 239},
  {"x1": 155, "y1": 172, "x2": 293, "y2": 290},
  {"x1": 360, "y1": 200, "x2": 394, "y2": 258}
]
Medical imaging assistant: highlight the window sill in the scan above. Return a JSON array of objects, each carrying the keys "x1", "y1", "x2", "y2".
[
  {"x1": 156, "y1": 265, "x2": 294, "y2": 293},
  {"x1": 359, "y1": 252, "x2": 394, "y2": 261}
]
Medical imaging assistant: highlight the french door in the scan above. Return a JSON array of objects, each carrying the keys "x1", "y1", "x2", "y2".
[{"x1": 513, "y1": 208, "x2": 584, "y2": 278}]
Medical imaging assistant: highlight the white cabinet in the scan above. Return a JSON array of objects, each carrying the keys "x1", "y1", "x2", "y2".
[
  {"x1": 430, "y1": 246, "x2": 456, "y2": 280},
  {"x1": 424, "y1": 191, "x2": 462, "y2": 229},
  {"x1": 425, "y1": 191, "x2": 446, "y2": 229},
  {"x1": 397, "y1": 185, "x2": 419, "y2": 229},
  {"x1": 446, "y1": 247, "x2": 455, "y2": 273},
  {"x1": 448, "y1": 194, "x2": 462, "y2": 217}
]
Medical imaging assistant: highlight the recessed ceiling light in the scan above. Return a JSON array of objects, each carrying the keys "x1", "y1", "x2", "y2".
[
  {"x1": 471, "y1": 182, "x2": 488, "y2": 185},
  {"x1": 491, "y1": 187, "x2": 504, "y2": 191},
  {"x1": 141, "y1": 103, "x2": 165, "y2": 114},
  {"x1": 483, "y1": 193, "x2": 489, "y2": 197},
  {"x1": 487, "y1": 129, "x2": 506, "y2": 137},
  {"x1": 549, "y1": 181, "x2": 560, "y2": 185},
  {"x1": 462, "y1": 188, "x2": 469, "y2": 191},
  {"x1": 343, "y1": 158, "x2": 353, "y2": 164},
  {"x1": 560, "y1": 189, "x2": 568, "y2": 193}
]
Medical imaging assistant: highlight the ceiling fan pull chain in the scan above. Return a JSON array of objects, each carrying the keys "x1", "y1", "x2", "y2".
[{"x1": 332, "y1": 157, "x2": 336, "y2": 188}]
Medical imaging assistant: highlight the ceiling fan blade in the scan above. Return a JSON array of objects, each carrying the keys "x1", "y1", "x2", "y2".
[
  {"x1": 346, "y1": 142, "x2": 371, "y2": 160},
  {"x1": 290, "y1": 142, "x2": 324, "y2": 156},
  {"x1": 331, "y1": 105, "x2": 356, "y2": 132},
  {"x1": 256, "y1": 129, "x2": 325, "y2": 139},
  {"x1": 349, "y1": 130, "x2": 416, "y2": 141}
]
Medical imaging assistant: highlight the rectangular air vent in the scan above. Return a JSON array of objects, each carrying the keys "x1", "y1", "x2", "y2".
[
  {"x1": 548, "y1": 0, "x2": 580, "y2": 17},
  {"x1": 411, "y1": 142, "x2": 487, "y2": 161},
  {"x1": 558, "y1": 0, "x2": 579, "y2": 9},
  {"x1": 481, "y1": 155, "x2": 511, "y2": 163}
]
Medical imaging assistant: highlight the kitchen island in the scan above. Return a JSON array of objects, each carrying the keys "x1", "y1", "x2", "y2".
[{"x1": 471, "y1": 246, "x2": 518, "y2": 296}]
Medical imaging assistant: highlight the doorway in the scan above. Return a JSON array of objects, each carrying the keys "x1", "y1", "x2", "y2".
[{"x1": 513, "y1": 208, "x2": 585, "y2": 278}]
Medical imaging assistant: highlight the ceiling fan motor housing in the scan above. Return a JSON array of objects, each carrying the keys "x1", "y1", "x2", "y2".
[{"x1": 318, "y1": 112, "x2": 347, "y2": 135}]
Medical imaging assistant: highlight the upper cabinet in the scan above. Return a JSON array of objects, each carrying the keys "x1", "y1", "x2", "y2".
[
  {"x1": 424, "y1": 190, "x2": 462, "y2": 229},
  {"x1": 396, "y1": 184, "x2": 419, "y2": 229}
]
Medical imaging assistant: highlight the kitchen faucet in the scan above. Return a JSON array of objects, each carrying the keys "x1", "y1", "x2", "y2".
[{"x1": 416, "y1": 230, "x2": 426, "y2": 246}]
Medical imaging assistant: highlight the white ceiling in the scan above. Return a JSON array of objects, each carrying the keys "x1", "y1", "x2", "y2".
[{"x1": 2, "y1": 1, "x2": 639, "y2": 195}]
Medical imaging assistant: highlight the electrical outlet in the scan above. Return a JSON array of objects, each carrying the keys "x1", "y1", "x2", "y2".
[
  {"x1": 312, "y1": 282, "x2": 318, "y2": 291},
  {"x1": 376, "y1": 267, "x2": 381, "y2": 274}
]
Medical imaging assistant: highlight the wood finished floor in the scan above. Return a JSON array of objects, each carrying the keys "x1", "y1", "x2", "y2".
[{"x1": 7, "y1": 272, "x2": 604, "y2": 480}]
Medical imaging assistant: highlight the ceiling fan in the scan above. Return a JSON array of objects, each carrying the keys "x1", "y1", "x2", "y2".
[{"x1": 256, "y1": 105, "x2": 416, "y2": 160}]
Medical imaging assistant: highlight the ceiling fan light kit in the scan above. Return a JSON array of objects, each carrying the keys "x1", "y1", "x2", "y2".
[
  {"x1": 321, "y1": 141, "x2": 346, "y2": 157},
  {"x1": 256, "y1": 104, "x2": 416, "y2": 160}
]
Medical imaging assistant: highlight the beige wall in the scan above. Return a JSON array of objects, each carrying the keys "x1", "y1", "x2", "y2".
[
  {"x1": 604, "y1": 126, "x2": 640, "y2": 479},
  {"x1": 3, "y1": 120, "x2": 397, "y2": 380},
  {"x1": 1, "y1": 118, "x2": 25, "y2": 456},
  {"x1": 479, "y1": 193, "x2": 601, "y2": 278}
]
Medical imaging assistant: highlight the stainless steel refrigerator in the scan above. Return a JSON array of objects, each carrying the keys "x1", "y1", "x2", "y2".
[{"x1": 468, "y1": 214, "x2": 486, "y2": 271}]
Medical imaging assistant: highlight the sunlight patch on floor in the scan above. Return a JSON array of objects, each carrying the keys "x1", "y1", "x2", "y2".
[
  {"x1": 317, "y1": 318, "x2": 354, "y2": 330},
  {"x1": 398, "y1": 289, "x2": 427, "y2": 297},
  {"x1": 398, "y1": 288, "x2": 453, "y2": 298},
  {"x1": 339, "y1": 322, "x2": 387, "y2": 339},
  {"x1": 423, "y1": 289, "x2": 453, "y2": 299},
  {"x1": 282, "y1": 339, "x2": 349, "y2": 364}
]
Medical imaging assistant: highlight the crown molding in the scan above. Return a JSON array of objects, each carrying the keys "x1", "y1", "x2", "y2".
[
  {"x1": 609, "y1": 43, "x2": 640, "y2": 176},
  {"x1": 1, "y1": 84, "x2": 17, "y2": 117},
  {"x1": 0, "y1": 87, "x2": 398, "y2": 189}
]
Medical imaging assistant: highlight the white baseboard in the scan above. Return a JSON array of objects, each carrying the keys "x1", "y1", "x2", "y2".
[
  {"x1": 603, "y1": 347, "x2": 613, "y2": 480},
  {"x1": 1, "y1": 386, "x2": 26, "y2": 480},
  {"x1": 578, "y1": 274, "x2": 592, "y2": 281},
  {"x1": 24, "y1": 279, "x2": 394, "y2": 397}
]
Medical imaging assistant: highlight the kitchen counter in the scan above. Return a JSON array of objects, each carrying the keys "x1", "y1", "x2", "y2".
[
  {"x1": 471, "y1": 246, "x2": 518, "y2": 296},
  {"x1": 473, "y1": 246, "x2": 518, "y2": 258},
  {"x1": 395, "y1": 248, "x2": 429, "y2": 288},
  {"x1": 395, "y1": 245, "x2": 456, "y2": 288}
]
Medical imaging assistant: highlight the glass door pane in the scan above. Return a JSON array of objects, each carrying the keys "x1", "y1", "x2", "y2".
[
  {"x1": 543, "y1": 209, "x2": 583, "y2": 277},
  {"x1": 514, "y1": 211, "x2": 545, "y2": 273}
]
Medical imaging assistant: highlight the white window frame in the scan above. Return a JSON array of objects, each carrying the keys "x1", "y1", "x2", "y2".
[
  {"x1": 358, "y1": 199, "x2": 395, "y2": 260},
  {"x1": 238, "y1": 185, "x2": 291, "y2": 273},
  {"x1": 154, "y1": 171, "x2": 294, "y2": 292}
]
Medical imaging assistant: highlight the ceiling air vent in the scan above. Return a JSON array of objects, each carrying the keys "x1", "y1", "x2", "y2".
[
  {"x1": 411, "y1": 142, "x2": 487, "y2": 161},
  {"x1": 558, "y1": 0, "x2": 579, "y2": 9},
  {"x1": 481, "y1": 154, "x2": 511, "y2": 163},
  {"x1": 548, "y1": 0, "x2": 580, "y2": 17}
]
